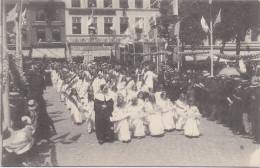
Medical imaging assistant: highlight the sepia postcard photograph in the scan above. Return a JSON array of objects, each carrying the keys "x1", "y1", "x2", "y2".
[{"x1": 1, "y1": 0, "x2": 260, "y2": 167}]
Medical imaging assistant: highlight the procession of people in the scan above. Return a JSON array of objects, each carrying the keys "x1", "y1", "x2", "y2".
[
  {"x1": 49, "y1": 58, "x2": 260, "y2": 145},
  {"x1": 2, "y1": 52, "x2": 260, "y2": 166}
]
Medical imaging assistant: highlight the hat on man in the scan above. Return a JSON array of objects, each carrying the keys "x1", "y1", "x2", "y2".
[
  {"x1": 233, "y1": 77, "x2": 241, "y2": 81},
  {"x1": 203, "y1": 73, "x2": 210, "y2": 77},
  {"x1": 21, "y1": 116, "x2": 32, "y2": 125},
  {"x1": 250, "y1": 81, "x2": 260, "y2": 88},
  {"x1": 28, "y1": 99, "x2": 37, "y2": 111}
]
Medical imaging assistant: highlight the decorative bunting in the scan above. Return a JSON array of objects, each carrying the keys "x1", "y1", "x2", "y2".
[{"x1": 214, "y1": 53, "x2": 260, "y2": 61}]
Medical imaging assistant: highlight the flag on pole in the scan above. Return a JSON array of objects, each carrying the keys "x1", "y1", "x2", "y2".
[
  {"x1": 201, "y1": 16, "x2": 209, "y2": 33},
  {"x1": 15, "y1": 0, "x2": 22, "y2": 23},
  {"x1": 174, "y1": 21, "x2": 181, "y2": 36},
  {"x1": 148, "y1": 28, "x2": 154, "y2": 39},
  {"x1": 209, "y1": 0, "x2": 212, "y2": 4},
  {"x1": 138, "y1": 19, "x2": 143, "y2": 29},
  {"x1": 172, "y1": 0, "x2": 178, "y2": 15},
  {"x1": 87, "y1": 9, "x2": 94, "y2": 26},
  {"x1": 6, "y1": 3, "x2": 18, "y2": 22},
  {"x1": 110, "y1": 23, "x2": 116, "y2": 35},
  {"x1": 150, "y1": 0, "x2": 158, "y2": 8},
  {"x1": 110, "y1": 49, "x2": 115, "y2": 66},
  {"x1": 169, "y1": 24, "x2": 175, "y2": 39},
  {"x1": 21, "y1": 8, "x2": 27, "y2": 25},
  {"x1": 149, "y1": 14, "x2": 157, "y2": 29},
  {"x1": 124, "y1": 28, "x2": 131, "y2": 36},
  {"x1": 214, "y1": 8, "x2": 221, "y2": 26}
]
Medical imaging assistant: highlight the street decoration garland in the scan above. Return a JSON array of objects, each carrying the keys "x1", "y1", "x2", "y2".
[
  {"x1": 179, "y1": 51, "x2": 210, "y2": 57},
  {"x1": 214, "y1": 53, "x2": 260, "y2": 61},
  {"x1": 135, "y1": 51, "x2": 210, "y2": 57}
]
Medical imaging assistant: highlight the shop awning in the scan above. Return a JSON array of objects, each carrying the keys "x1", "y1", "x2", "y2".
[
  {"x1": 31, "y1": 48, "x2": 65, "y2": 58},
  {"x1": 71, "y1": 50, "x2": 114, "y2": 57},
  {"x1": 185, "y1": 54, "x2": 234, "y2": 62},
  {"x1": 8, "y1": 50, "x2": 30, "y2": 57}
]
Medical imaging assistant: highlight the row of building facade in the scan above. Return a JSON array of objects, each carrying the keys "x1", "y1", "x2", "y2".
[{"x1": 5, "y1": 0, "x2": 260, "y2": 62}]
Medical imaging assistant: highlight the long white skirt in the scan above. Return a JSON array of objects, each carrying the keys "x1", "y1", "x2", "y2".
[
  {"x1": 60, "y1": 92, "x2": 65, "y2": 102},
  {"x1": 130, "y1": 118, "x2": 145, "y2": 137},
  {"x1": 114, "y1": 119, "x2": 131, "y2": 142},
  {"x1": 184, "y1": 118, "x2": 200, "y2": 137},
  {"x1": 85, "y1": 111, "x2": 95, "y2": 133},
  {"x1": 176, "y1": 116, "x2": 186, "y2": 130},
  {"x1": 70, "y1": 103, "x2": 84, "y2": 124},
  {"x1": 161, "y1": 111, "x2": 175, "y2": 130},
  {"x1": 147, "y1": 113, "x2": 164, "y2": 136}
]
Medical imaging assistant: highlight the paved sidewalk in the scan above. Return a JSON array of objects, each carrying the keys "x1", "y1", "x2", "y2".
[{"x1": 44, "y1": 86, "x2": 260, "y2": 166}]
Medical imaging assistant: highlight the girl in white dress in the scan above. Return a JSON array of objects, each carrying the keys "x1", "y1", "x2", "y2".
[
  {"x1": 83, "y1": 92, "x2": 95, "y2": 133},
  {"x1": 137, "y1": 91, "x2": 145, "y2": 107},
  {"x1": 127, "y1": 84, "x2": 138, "y2": 104},
  {"x1": 144, "y1": 95, "x2": 164, "y2": 137},
  {"x1": 157, "y1": 91, "x2": 176, "y2": 131},
  {"x1": 111, "y1": 94, "x2": 131, "y2": 143},
  {"x1": 117, "y1": 76, "x2": 127, "y2": 98},
  {"x1": 184, "y1": 98, "x2": 201, "y2": 137},
  {"x1": 175, "y1": 93, "x2": 188, "y2": 131},
  {"x1": 60, "y1": 80, "x2": 68, "y2": 102},
  {"x1": 154, "y1": 85, "x2": 164, "y2": 103},
  {"x1": 69, "y1": 88, "x2": 84, "y2": 125},
  {"x1": 110, "y1": 85, "x2": 118, "y2": 102},
  {"x1": 128, "y1": 97, "x2": 146, "y2": 138}
]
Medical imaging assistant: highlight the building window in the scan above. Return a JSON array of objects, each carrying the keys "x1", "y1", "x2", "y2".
[
  {"x1": 72, "y1": 0, "x2": 80, "y2": 7},
  {"x1": 135, "y1": 0, "x2": 143, "y2": 8},
  {"x1": 251, "y1": 29, "x2": 259, "y2": 42},
  {"x1": 150, "y1": 0, "x2": 158, "y2": 8},
  {"x1": 36, "y1": 9, "x2": 46, "y2": 21},
  {"x1": 120, "y1": 17, "x2": 128, "y2": 34},
  {"x1": 120, "y1": 0, "x2": 128, "y2": 8},
  {"x1": 104, "y1": 0, "x2": 112, "y2": 8},
  {"x1": 88, "y1": 0, "x2": 97, "y2": 7},
  {"x1": 104, "y1": 17, "x2": 113, "y2": 35},
  {"x1": 52, "y1": 28, "x2": 61, "y2": 42},
  {"x1": 37, "y1": 28, "x2": 46, "y2": 42},
  {"x1": 53, "y1": 9, "x2": 61, "y2": 21},
  {"x1": 72, "y1": 17, "x2": 81, "y2": 34},
  {"x1": 89, "y1": 17, "x2": 97, "y2": 34},
  {"x1": 135, "y1": 18, "x2": 143, "y2": 39}
]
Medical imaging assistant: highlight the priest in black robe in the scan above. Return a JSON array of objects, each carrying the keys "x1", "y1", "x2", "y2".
[{"x1": 94, "y1": 84, "x2": 114, "y2": 144}]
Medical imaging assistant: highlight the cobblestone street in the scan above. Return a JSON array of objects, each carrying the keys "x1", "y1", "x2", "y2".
[{"x1": 44, "y1": 86, "x2": 260, "y2": 166}]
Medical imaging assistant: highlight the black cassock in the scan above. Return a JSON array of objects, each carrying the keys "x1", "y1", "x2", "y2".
[{"x1": 94, "y1": 94, "x2": 114, "y2": 142}]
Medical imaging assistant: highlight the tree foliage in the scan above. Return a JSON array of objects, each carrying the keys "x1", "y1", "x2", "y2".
[
  {"x1": 213, "y1": 0, "x2": 259, "y2": 54},
  {"x1": 178, "y1": 0, "x2": 208, "y2": 49},
  {"x1": 158, "y1": 0, "x2": 259, "y2": 54},
  {"x1": 158, "y1": 0, "x2": 176, "y2": 41}
]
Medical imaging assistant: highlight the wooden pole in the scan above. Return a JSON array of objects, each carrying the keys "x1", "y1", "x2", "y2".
[
  {"x1": 133, "y1": 43, "x2": 136, "y2": 67},
  {"x1": 155, "y1": 28, "x2": 159, "y2": 73},
  {"x1": 0, "y1": 0, "x2": 3, "y2": 165},
  {"x1": 19, "y1": 0, "x2": 23, "y2": 73},
  {"x1": 2, "y1": 2, "x2": 11, "y2": 155},
  {"x1": 210, "y1": 3, "x2": 214, "y2": 76},
  {"x1": 177, "y1": 36, "x2": 180, "y2": 70},
  {"x1": 2, "y1": 0, "x2": 11, "y2": 126}
]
